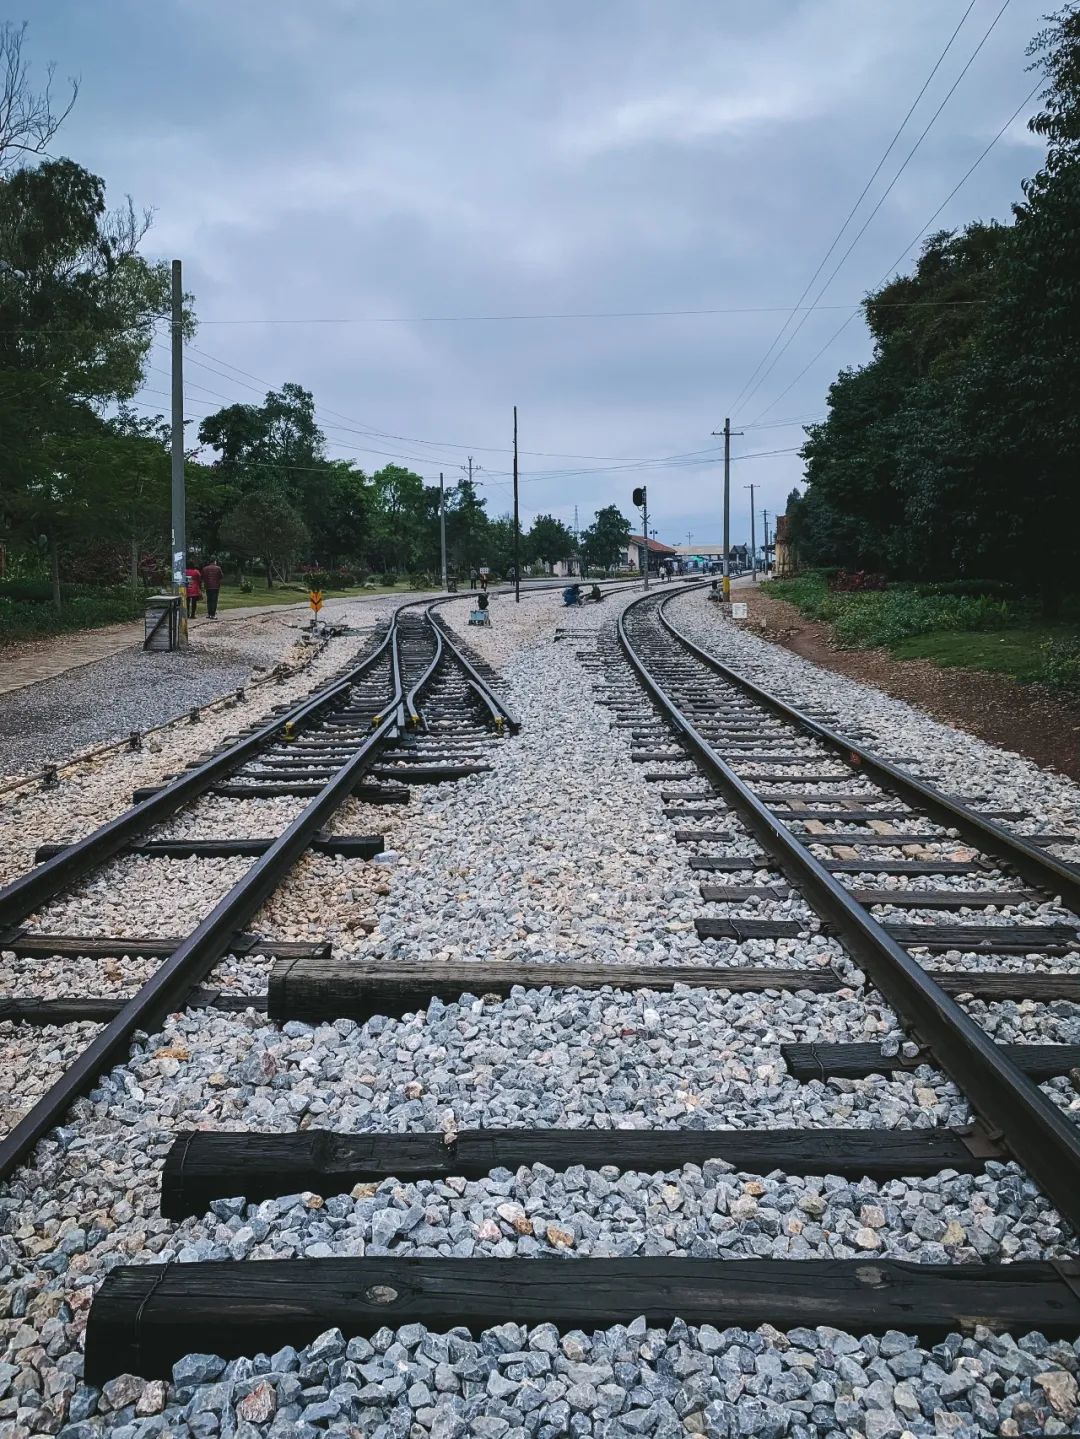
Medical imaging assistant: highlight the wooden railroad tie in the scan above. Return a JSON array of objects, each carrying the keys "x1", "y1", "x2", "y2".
[
  {"x1": 131, "y1": 782, "x2": 408, "y2": 805},
  {"x1": 367, "y1": 763, "x2": 491, "y2": 783},
  {"x1": 695, "y1": 917, "x2": 1079, "y2": 953},
  {"x1": 84, "y1": 1256, "x2": 1080, "y2": 1383},
  {"x1": 783, "y1": 1041, "x2": 1080, "y2": 1083},
  {"x1": 699, "y1": 884, "x2": 1041, "y2": 910},
  {"x1": 0, "y1": 931, "x2": 329, "y2": 962},
  {"x1": 34, "y1": 835, "x2": 384, "y2": 864},
  {"x1": 159, "y1": 1125, "x2": 1003, "y2": 1219},
  {"x1": 267, "y1": 958, "x2": 843, "y2": 1024}
]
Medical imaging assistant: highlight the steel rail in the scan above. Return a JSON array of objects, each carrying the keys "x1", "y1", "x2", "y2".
[
  {"x1": 403, "y1": 620, "x2": 444, "y2": 731},
  {"x1": 0, "y1": 626, "x2": 396, "y2": 931},
  {"x1": 0, "y1": 609, "x2": 415, "y2": 1182},
  {"x1": 0, "y1": 597, "x2": 520, "y2": 1181},
  {"x1": 658, "y1": 593, "x2": 1080, "y2": 911},
  {"x1": 618, "y1": 590, "x2": 1080, "y2": 1234},
  {"x1": 0, "y1": 701, "x2": 399, "y2": 1182},
  {"x1": 427, "y1": 608, "x2": 521, "y2": 733}
]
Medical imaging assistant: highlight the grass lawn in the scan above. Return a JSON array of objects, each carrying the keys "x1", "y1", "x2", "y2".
[
  {"x1": 212, "y1": 580, "x2": 420, "y2": 612},
  {"x1": 890, "y1": 627, "x2": 1069, "y2": 683}
]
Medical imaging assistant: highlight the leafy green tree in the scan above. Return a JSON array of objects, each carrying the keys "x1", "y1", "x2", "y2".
[
  {"x1": 581, "y1": 504, "x2": 631, "y2": 572},
  {"x1": 196, "y1": 383, "x2": 325, "y2": 552},
  {"x1": 220, "y1": 491, "x2": 310, "y2": 586},
  {"x1": 445, "y1": 477, "x2": 489, "y2": 576},
  {"x1": 525, "y1": 513, "x2": 576, "y2": 572},
  {"x1": 0, "y1": 157, "x2": 182, "y2": 604},
  {"x1": 482, "y1": 514, "x2": 518, "y2": 575},
  {"x1": 366, "y1": 465, "x2": 438, "y2": 573}
]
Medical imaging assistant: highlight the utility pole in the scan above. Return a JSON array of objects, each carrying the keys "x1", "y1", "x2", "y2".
[
  {"x1": 439, "y1": 472, "x2": 448, "y2": 590},
  {"x1": 762, "y1": 510, "x2": 770, "y2": 575},
  {"x1": 170, "y1": 259, "x2": 187, "y2": 647},
  {"x1": 642, "y1": 488, "x2": 650, "y2": 590},
  {"x1": 512, "y1": 406, "x2": 520, "y2": 603},
  {"x1": 744, "y1": 483, "x2": 757, "y2": 579},
  {"x1": 711, "y1": 417, "x2": 742, "y2": 602},
  {"x1": 574, "y1": 504, "x2": 580, "y2": 575}
]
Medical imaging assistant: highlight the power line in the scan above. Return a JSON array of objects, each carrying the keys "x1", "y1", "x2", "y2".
[
  {"x1": 0, "y1": 297, "x2": 992, "y2": 339},
  {"x1": 749, "y1": 76, "x2": 1041, "y2": 424},
  {"x1": 729, "y1": 0, "x2": 980, "y2": 417},
  {"x1": 743, "y1": 0, "x2": 1015, "y2": 422},
  {"x1": 169, "y1": 334, "x2": 729, "y2": 467}
]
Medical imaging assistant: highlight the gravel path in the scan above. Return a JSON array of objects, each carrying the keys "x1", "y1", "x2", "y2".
[
  {"x1": 0, "y1": 589, "x2": 439, "y2": 780},
  {"x1": 1, "y1": 583, "x2": 1079, "y2": 1436}
]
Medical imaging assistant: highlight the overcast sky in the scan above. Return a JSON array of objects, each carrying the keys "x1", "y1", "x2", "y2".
[{"x1": 34, "y1": 0, "x2": 1048, "y2": 549}]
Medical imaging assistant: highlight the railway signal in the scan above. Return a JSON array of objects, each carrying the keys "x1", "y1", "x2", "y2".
[{"x1": 632, "y1": 486, "x2": 649, "y2": 588}]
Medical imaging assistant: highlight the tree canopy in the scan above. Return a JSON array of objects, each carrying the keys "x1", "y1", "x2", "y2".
[
  {"x1": 581, "y1": 505, "x2": 632, "y2": 571},
  {"x1": 791, "y1": 7, "x2": 1080, "y2": 612}
]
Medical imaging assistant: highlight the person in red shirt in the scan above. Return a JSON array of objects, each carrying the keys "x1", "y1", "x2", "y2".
[
  {"x1": 185, "y1": 565, "x2": 202, "y2": 619},
  {"x1": 201, "y1": 559, "x2": 224, "y2": 618}
]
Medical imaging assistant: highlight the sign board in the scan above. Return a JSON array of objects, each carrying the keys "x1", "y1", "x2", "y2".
[
  {"x1": 479, "y1": 566, "x2": 490, "y2": 576},
  {"x1": 731, "y1": 602, "x2": 748, "y2": 619},
  {"x1": 309, "y1": 589, "x2": 324, "y2": 614}
]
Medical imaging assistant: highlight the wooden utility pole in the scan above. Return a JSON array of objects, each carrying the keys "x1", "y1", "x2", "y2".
[
  {"x1": 439, "y1": 472, "x2": 448, "y2": 591},
  {"x1": 744, "y1": 483, "x2": 757, "y2": 578},
  {"x1": 711, "y1": 417, "x2": 742, "y2": 601},
  {"x1": 170, "y1": 259, "x2": 188, "y2": 648},
  {"x1": 512, "y1": 406, "x2": 520, "y2": 603}
]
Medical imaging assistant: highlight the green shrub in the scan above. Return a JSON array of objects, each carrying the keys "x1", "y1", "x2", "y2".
[
  {"x1": 409, "y1": 571, "x2": 435, "y2": 589},
  {"x1": 379, "y1": 572, "x2": 398, "y2": 587},
  {"x1": 763, "y1": 573, "x2": 1023, "y2": 648},
  {"x1": 0, "y1": 578, "x2": 56, "y2": 603},
  {"x1": 916, "y1": 578, "x2": 1021, "y2": 600},
  {"x1": 0, "y1": 589, "x2": 144, "y2": 646},
  {"x1": 1040, "y1": 636, "x2": 1080, "y2": 695}
]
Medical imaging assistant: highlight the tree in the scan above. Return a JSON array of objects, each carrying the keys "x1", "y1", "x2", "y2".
[
  {"x1": 196, "y1": 383, "x2": 325, "y2": 555},
  {"x1": 366, "y1": 465, "x2": 437, "y2": 573},
  {"x1": 220, "y1": 491, "x2": 310, "y2": 586},
  {"x1": 581, "y1": 505, "x2": 631, "y2": 572},
  {"x1": 525, "y1": 513, "x2": 576, "y2": 572},
  {"x1": 0, "y1": 157, "x2": 182, "y2": 604},
  {"x1": 445, "y1": 477, "x2": 489, "y2": 576},
  {"x1": 0, "y1": 22, "x2": 78, "y2": 172},
  {"x1": 482, "y1": 514, "x2": 518, "y2": 575}
]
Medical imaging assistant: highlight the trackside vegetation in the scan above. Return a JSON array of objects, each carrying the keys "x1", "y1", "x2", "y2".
[{"x1": 786, "y1": 10, "x2": 1080, "y2": 625}]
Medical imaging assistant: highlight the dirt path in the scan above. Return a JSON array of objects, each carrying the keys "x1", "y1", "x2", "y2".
[{"x1": 742, "y1": 588, "x2": 1080, "y2": 782}]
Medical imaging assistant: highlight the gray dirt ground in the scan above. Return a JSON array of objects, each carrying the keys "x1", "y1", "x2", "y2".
[{"x1": 0, "y1": 614, "x2": 316, "y2": 776}]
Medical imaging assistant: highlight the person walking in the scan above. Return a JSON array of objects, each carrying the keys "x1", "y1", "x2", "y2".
[
  {"x1": 201, "y1": 558, "x2": 224, "y2": 618},
  {"x1": 185, "y1": 565, "x2": 202, "y2": 619}
]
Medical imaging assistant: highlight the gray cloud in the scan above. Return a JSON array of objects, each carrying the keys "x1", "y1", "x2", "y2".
[{"x1": 40, "y1": 0, "x2": 1049, "y2": 538}]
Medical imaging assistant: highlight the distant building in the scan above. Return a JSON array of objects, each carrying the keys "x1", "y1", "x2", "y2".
[
  {"x1": 624, "y1": 535, "x2": 679, "y2": 574},
  {"x1": 774, "y1": 515, "x2": 796, "y2": 577},
  {"x1": 668, "y1": 543, "x2": 748, "y2": 574}
]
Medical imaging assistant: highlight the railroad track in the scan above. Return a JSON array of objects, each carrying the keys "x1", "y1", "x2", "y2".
[
  {"x1": 63, "y1": 584, "x2": 1080, "y2": 1391},
  {"x1": 0, "y1": 597, "x2": 517, "y2": 1186},
  {"x1": 613, "y1": 588, "x2": 1080, "y2": 1214}
]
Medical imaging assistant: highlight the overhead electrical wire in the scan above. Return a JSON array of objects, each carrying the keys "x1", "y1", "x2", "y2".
[
  {"x1": 748, "y1": 75, "x2": 1042, "y2": 425},
  {"x1": 738, "y1": 0, "x2": 1014, "y2": 421},
  {"x1": 728, "y1": 0, "x2": 981, "y2": 417}
]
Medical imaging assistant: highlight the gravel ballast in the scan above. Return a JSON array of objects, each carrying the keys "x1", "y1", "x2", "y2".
[{"x1": 1, "y1": 583, "x2": 1079, "y2": 1436}]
